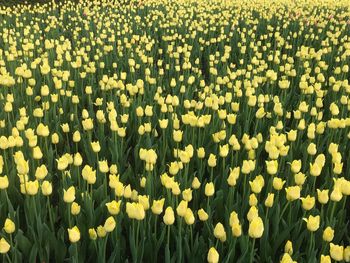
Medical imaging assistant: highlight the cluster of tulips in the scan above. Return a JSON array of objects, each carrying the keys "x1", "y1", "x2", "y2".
[{"x1": 0, "y1": 0, "x2": 350, "y2": 262}]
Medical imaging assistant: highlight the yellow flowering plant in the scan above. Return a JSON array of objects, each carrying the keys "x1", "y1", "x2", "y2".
[{"x1": 0, "y1": 0, "x2": 349, "y2": 262}]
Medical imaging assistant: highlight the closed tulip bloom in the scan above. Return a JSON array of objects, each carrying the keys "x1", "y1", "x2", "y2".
[
  {"x1": 219, "y1": 144, "x2": 229, "y2": 158},
  {"x1": 231, "y1": 222, "x2": 242, "y2": 237},
  {"x1": 247, "y1": 206, "x2": 259, "y2": 222},
  {"x1": 320, "y1": 255, "x2": 331, "y2": 263},
  {"x1": 173, "y1": 130, "x2": 183, "y2": 142},
  {"x1": 138, "y1": 195, "x2": 150, "y2": 210},
  {"x1": 73, "y1": 153, "x2": 83, "y2": 166},
  {"x1": 323, "y1": 226, "x2": 334, "y2": 242},
  {"x1": 63, "y1": 186, "x2": 75, "y2": 203},
  {"x1": 25, "y1": 180, "x2": 39, "y2": 195},
  {"x1": 51, "y1": 133, "x2": 59, "y2": 144},
  {"x1": 0, "y1": 238, "x2": 10, "y2": 254},
  {"x1": 273, "y1": 177, "x2": 285, "y2": 191},
  {"x1": 17, "y1": 158, "x2": 29, "y2": 175},
  {"x1": 123, "y1": 185, "x2": 132, "y2": 198},
  {"x1": 61, "y1": 123, "x2": 70, "y2": 133},
  {"x1": 176, "y1": 200, "x2": 188, "y2": 217},
  {"x1": 303, "y1": 215, "x2": 320, "y2": 232},
  {"x1": 82, "y1": 165, "x2": 96, "y2": 185},
  {"x1": 99, "y1": 160, "x2": 109, "y2": 173},
  {"x1": 184, "y1": 208, "x2": 195, "y2": 225},
  {"x1": 56, "y1": 156, "x2": 69, "y2": 171},
  {"x1": 106, "y1": 200, "x2": 122, "y2": 215},
  {"x1": 205, "y1": 182, "x2": 215, "y2": 197},
  {"x1": 285, "y1": 186, "x2": 300, "y2": 201},
  {"x1": 207, "y1": 247, "x2": 219, "y2": 263},
  {"x1": 330, "y1": 243, "x2": 344, "y2": 261},
  {"x1": 265, "y1": 193, "x2": 275, "y2": 207},
  {"x1": 227, "y1": 167, "x2": 240, "y2": 186},
  {"x1": 330, "y1": 187, "x2": 343, "y2": 202},
  {"x1": 36, "y1": 123, "x2": 50, "y2": 137},
  {"x1": 198, "y1": 209, "x2": 209, "y2": 221},
  {"x1": 88, "y1": 228, "x2": 97, "y2": 240},
  {"x1": 344, "y1": 246, "x2": 350, "y2": 262},
  {"x1": 266, "y1": 160, "x2": 278, "y2": 175},
  {"x1": 151, "y1": 198, "x2": 165, "y2": 215},
  {"x1": 192, "y1": 177, "x2": 201, "y2": 189},
  {"x1": 310, "y1": 163, "x2": 322, "y2": 177},
  {"x1": 300, "y1": 195, "x2": 315, "y2": 210},
  {"x1": 280, "y1": 253, "x2": 296, "y2": 263},
  {"x1": 248, "y1": 216, "x2": 264, "y2": 238},
  {"x1": 249, "y1": 194, "x2": 258, "y2": 206},
  {"x1": 197, "y1": 147, "x2": 205, "y2": 158},
  {"x1": 0, "y1": 175, "x2": 9, "y2": 189},
  {"x1": 3, "y1": 218, "x2": 15, "y2": 234},
  {"x1": 35, "y1": 164, "x2": 48, "y2": 180},
  {"x1": 41, "y1": 181, "x2": 53, "y2": 196},
  {"x1": 290, "y1": 160, "x2": 302, "y2": 173},
  {"x1": 71, "y1": 202, "x2": 81, "y2": 215},
  {"x1": 159, "y1": 119, "x2": 168, "y2": 129},
  {"x1": 163, "y1": 207, "x2": 175, "y2": 225},
  {"x1": 317, "y1": 189, "x2": 329, "y2": 204},
  {"x1": 97, "y1": 225, "x2": 107, "y2": 238},
  {"x1": 284, "y1": 240, "x2": 293, "y2": 255},
  {"x1": 104, "y1": 216, "x2": 116, "y2": 232},
  {"x1": 134, "y1": 203, "x2": 145, "y2": 220},
  {"x1": 208, "y1": 154, "x2": 217, "y2": 167},
  {"x1": 67, "y1": 226, "x2": 80, "y2": 243},
  {"x1": 214, "y1": 222, "x2": 226, "y2": 242},
  {"x1": 294, "y1": 172, "x2": 306, "y2": 186},
  {"x1": 73, "y1": 131, "x2": 81, "y2": 142},
  {"x1": 91, "y1": 141, "x2": 101, "y2": 153},
  {"x1": 182, "y1": 188, "x2": 193, "y2": 202}
]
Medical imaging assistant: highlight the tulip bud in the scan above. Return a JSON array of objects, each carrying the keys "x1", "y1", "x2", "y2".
[
  {"x1": 88, "y1": 228, "x2": 97, "y2": 240},
  {"x1": 3, "y1": 218, "x2": 15, "y2": 234},
  {"x1": 323, "y1": 226, "x2": 334, "y2": 242},
  {"x1": 330, "y1": 243, "x2": 344, "y2": 261},
  {"x1": 163, "y1": 207, "x2": 175, "y2": 225},
  {"x1": 205, "y1": 182, "x2": 215, "y2": 197},
  {"x1": 0, "y1": 238, "x2": 10, "y2": 254},
  {"x1": 67, "y1": 226, "x2": 80, "y2": 243},
  {"x1": 303, "y1": 215, "x2": 320, "y2": 232},
  {"x1": 104, "y1": 216, "x2": 116, "y2": 232},
  {"x1": 207, "y1": 247, "x2": 219, "y2": 263},
  {"x1": 284, "y1": 240, "x2": 293, "y2": 255},
  {"x1": 198, "y1": 208, "x2": 209, "y2": 221},
  {"x1": 248, "y1": 217, "x2": 264, "y2": 238},
  {"x1": 41, "y1": 181, "x2": 53, "y2": 196}
]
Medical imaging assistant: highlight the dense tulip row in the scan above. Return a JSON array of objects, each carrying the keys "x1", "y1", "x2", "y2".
[{"x1": 0, "y1": 0, "x2": 350, "y2": 262}]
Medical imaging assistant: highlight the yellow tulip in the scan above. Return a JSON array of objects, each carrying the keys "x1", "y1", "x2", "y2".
[
  {"x1": 330, "y1": 243, "x2": 344, "y2": 261},
  {"x1": 63, "y1": 186, "x2": 76, "y2": 203},
  {"x1": 3, "y1": 218, "x2": 15, "y2": 234},
  {"x1": 213, "y1": 222, "x2": 226, "y2": 242},
  {"x1": 323, "y1": 226, "x2": 334, "y2": 242},
  {"x1": 285, "y1": 186, "x2": 300, "y2": 201},
  {"x1": 104, "y1": 216, "x2": 116, "y2": 232},
  {"x1": 248, "y1": 216, "x2": 264, "y2": 238},
  {"x1": 0, "y1": 238, "x2": 10, "y2": 254},
  {"x1": 106, "y1": 200, "x2": 122, "y2": 215},
  {"x1": 67, "y1": 226, "x2": 80, "y2": 243},
  {"x1": 303, "y1": 215, "x2": 320, "y2": 232},
  {"x1": 0, "y1": 175, "x2": 9, "y2": 189},
  {"x1": 205, "y1": 182, "x2": 215, "y2": 197},
  {"x1": 207, "y1": 247, "x2": 219, "y2": 263},
  {"x1": 163, "y1": 207, "x2": 175, "y2": 225}
]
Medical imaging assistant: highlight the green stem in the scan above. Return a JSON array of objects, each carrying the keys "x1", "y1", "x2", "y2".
[{"x1": 250, "y1": 238, "x2": 255, "y2": 263}]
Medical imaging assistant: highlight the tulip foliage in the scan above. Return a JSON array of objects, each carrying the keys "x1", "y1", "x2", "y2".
[{"x1": 0, "y1": 0, "x2": 350, "y2": 262}]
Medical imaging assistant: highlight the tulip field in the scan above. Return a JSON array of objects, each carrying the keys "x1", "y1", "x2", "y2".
[{"x1": 1, "y1": 0, "x2": 350, "y2": 262}]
